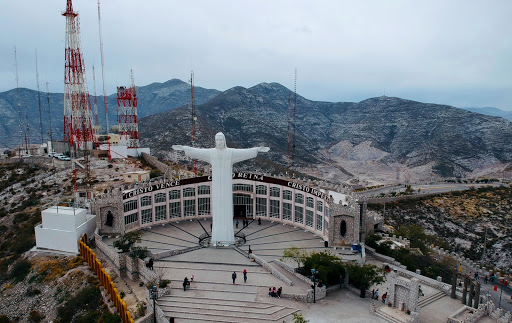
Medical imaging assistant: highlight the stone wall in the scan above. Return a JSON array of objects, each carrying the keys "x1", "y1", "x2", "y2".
[
  {"x1": 137, "y1": 258, "x2": 158, "y2": 284},
  {"x1": 273, "y1": 259, "x2": 312, "y2": 285},
  {"x1": 384, "y1": 262, "x2": 452, "y2": 294},
  {"x1": 152, "y1": 246, "x2": 204, "y2": 260},
  {"x1": 366, "y1": 246, "x2": 405, "y2": 268},
  {"x1": 95, "y1": 233, "x2": 125, "y2": 276},
  {"x1": 249, "y1": 254, "x2": 293, "y2": 286},
  {"x1": 388, "y1": 271, "x2": 419, "y2": 312},
  {"x1": 142, "y1": 153, "x2": 172, "y2": 175},
  {"x1": 125, "y1": 256, "x2": 139, "y2": 281}
]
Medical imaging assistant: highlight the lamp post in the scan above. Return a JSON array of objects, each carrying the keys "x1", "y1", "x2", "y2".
[
  {"x1": 311, "y1": 269, "x2": 318, "y2": 303},
  {"x1": 151, "y1": 285, "x2": 158, "y2": 323}
]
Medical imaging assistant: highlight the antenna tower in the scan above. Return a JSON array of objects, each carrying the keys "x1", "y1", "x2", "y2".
[
  {"x1": 35, "y1": 50, "x2": 44, "y2": 145},
  {"x1": 291, "y1": 68, "x2": 297, "y2": 178},
  {"x1": 92, "y1": 64, "x2": 100, "y2": 128},
  {"x1": 117, "y1": 70, "x2": 139, "y2": 148},
  {"x1": 14, "y1": 46, "x2": 23, "y2": 159},
  {"x1": 62, "y1": 0, "x2": 94, "y2": 154},
  {"x1": 286, "y1": 92, "x2": 291, "y2": 176},
  {"x1": 97, "y1": 0, "x2": 109, "y2": 135},
  {"x1": 25, "y1": 104, "x2": 30, "y2": 154},
  {"x1": 190, "y1": 71, "x2": 197, "y2": 174},
  {"x1": 46, "y1": 82, "x2": 54, "y2": 154}
]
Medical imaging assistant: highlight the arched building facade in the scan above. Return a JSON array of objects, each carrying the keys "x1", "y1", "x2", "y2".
[{"x1": 93, "y1": 172, "x2": 377, "y2": 247}]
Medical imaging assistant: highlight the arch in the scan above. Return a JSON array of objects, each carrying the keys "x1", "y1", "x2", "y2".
[
  {"x1": 105, "y1": 211, "x2": 113, "y2": 227},
  {"x1": 340, "y1": 220, "x2": 347, "y2": 237}
]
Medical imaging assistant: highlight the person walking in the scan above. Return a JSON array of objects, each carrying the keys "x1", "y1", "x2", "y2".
[
  {"x1": 183, "y1": 277, "x2": 189, "y2": 291},
  {"x1": 235, "y1": 219, "x2": 239, "y2": 229},
  {"x1": 277, "y1": 287, "x2": 282, "y2": 298},
  {"x1": 243, "y1": 269, "x2": 247, "y2": 283},
  {"x1": 232, "y1": 271, "x2": 237, "y2": 285},
  {"x1": 375, "y1": 289, "x2": 379, "y2": 300},
  {"x1": 258, "y1": 217, "x2": 261, "y2": 225}
]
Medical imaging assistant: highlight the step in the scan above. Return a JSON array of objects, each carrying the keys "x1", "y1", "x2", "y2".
[
  {"x1": 418, "y1": 291, "x2": 445, "y2": 308},
  {"x1": 158, "y1": 301, "x2": 290, "y2": 317},
  {"x1": 158, "y1": 297, "x2": 274, "y2": 310},
  {"x1": 155, "y1": 262, "x2": 269, "y2": 273},
  {"x1": 375, "y1": 308, "x2": 405, "y2": 323},
  {"x1": 162, "y1": 307, "x2": 299, "y2": 323},
  {"x1": 166, "y1": 288, "x2": 257, "y2": 302},
  {"x1": 170, "y1": 281, "x2": 260, "y2": 294},
  {"x1": 157, "y1": 259, "x2": 261, "y2": 267}
]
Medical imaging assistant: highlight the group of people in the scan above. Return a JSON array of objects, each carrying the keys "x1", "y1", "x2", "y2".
[
  {"x1": 183, "y1": 275, "x2": 194, "y2": 291},
  {"x1": 372, "y1": 289, "x2": 388, "y2": 303},
  {"x1": 235, "y1": 219, "x2": 251, "y2": 229},
  {"x1": 232, "y1": 270, "x2": 248, "y2": 284},
  {"x1": 269, "y1": 287, "x2": 282, "y2": 298}
]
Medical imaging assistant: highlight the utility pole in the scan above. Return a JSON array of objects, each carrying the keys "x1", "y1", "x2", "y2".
[{"x1": 14, "y1": 46, "x2": 22, "y2": 161}]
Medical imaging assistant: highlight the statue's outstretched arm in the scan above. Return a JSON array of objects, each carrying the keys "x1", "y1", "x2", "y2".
[
  {"x1": 232, "y1": 146, "x2": 270, "y2": 164},
  {"x1": 172, "y1": 145, "x2": 212, "y2": 163}
]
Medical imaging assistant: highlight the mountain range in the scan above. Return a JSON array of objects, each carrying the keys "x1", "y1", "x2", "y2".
[
  {"x1": 1, "y1": 79, "x2": 511, "y2": 181},
  {"x1": 0, "y1": 79, "x2": 219, "y2": 149}
]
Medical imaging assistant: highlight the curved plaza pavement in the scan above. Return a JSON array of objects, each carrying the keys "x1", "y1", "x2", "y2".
[{"x1": 102, "y1": 219, "x2": 504, "y2": 322}]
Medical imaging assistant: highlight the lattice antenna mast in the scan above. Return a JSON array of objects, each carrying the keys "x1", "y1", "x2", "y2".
[
  {"x1": 35, "y1": 50, "x2": 44, "y2": 145},
  {"x1": 117, "y1": 69, "x2": 139, "y2": 149},
  {"x1": 97, "y1": 0, "x2": 109, "y2": 134},
  {"x1": 291, "y1": 68, "x2": 297, "y2": 177},
  {"x1": 92, "y1": 64, "x2": 100, "y2": 128},
  {"x1": 46, "y1": 82, "x2": 54, "y2": 153},
  {"x1": 14, "y1": 46, "x2": 23, "y2": 159},
  {"x1": 286, "y1": 92, "x2": 291, "y2": 177},
  {"x1": 190, "y1": 71, "x2": 197, "y2": 174},
  {"x1": 63, "y1": 0, "x2": 94, "y2": 154},
  {"x1": 25, "y1": 104, "x2": 30, "y2": 154}
]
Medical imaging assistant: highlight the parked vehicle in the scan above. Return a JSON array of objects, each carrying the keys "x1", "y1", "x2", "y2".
[{"x1": 58, "y1": 155, "x2": 71, "y2": 161}]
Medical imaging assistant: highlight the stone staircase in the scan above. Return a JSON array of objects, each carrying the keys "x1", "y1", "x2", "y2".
[
  {"x1": 374, "y1": 306, "x2": 408, "y2": 323},
  {"x1": 158, "y1": 282, "x2": 299, "y2": 323},
  {"x1": 418, "y1": 291, "x2": 445, "y2": 308}
]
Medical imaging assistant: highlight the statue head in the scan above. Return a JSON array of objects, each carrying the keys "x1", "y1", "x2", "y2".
[{"x1": 215, "y1": 132, "x2": 226, "y2": 149}]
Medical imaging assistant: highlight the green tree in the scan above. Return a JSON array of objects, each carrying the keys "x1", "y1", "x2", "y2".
[
  {"x1": 301, "y1": 251, "x2": 345, "y2": 287},
  {"x1": 281, "y1": 247, "x2": 309, "y2": 268},
  {"x1": 347, "y1": 263, "x2": 386, "y2": 298},
  {"x1": 292, "y1": 313, "x2": 309, "y2": 323},
  {"x1": 113, "y1": 231, "x2": 143, "y2": 253}
]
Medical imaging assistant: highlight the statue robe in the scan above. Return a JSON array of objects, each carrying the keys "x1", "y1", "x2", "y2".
[{"x1": 180, "y1": 146, "x2": 260, "y2": 245}]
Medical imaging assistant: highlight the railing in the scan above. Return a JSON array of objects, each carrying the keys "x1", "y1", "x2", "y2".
[{"x1": 79, "y1": 234, "x2": 134, "y2": 323}]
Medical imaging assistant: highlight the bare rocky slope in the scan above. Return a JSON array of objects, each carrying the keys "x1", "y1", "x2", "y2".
[
  {"x1": 370, "y1": 185, "x2": 512, "y2": 271},
  {"x1": 139, "y1": 82, "x2": 512, "y2": 180}
]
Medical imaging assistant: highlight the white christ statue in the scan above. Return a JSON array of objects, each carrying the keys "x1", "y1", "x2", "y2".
[{"x1": 172, "y1": 132, "x2": 270, "y2": 245}]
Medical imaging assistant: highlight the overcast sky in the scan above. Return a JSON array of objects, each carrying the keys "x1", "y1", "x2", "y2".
[{"x1": 1, "y1": 0, "x2": 511, "y2": 110}]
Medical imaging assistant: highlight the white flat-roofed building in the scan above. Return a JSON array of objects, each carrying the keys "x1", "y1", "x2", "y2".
[{"x1": 35, "y1": 206, "x2": 97, "y2": 253}]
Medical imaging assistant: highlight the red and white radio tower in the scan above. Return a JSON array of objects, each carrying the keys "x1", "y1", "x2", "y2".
[
  {"x1": 117, "y1": 70, "x2": 139, "y2": 148},
  {"x1": 62, "y1": 0, "x2": 94, "y2": 152}
]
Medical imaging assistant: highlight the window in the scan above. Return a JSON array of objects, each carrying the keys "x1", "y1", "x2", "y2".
[
  {"x1": 295, "y1": 193, "x2": 304, "y2": 204},
  {"x1": 198, "y1": 185, "x2": 210, "y2": 195},
  {"x1": 270, "y1": 187, "x2": 280, "y2": 198},
  {"x1": 317, "y1": 214, "x2": 323, "y2": 231},
  {"x1": 294, "y1": 206, "x2": 303, "y2": 224},
  {"x1": 233, "y1": 184, "x2": 253, "y2": 192},
  {"x1": 283, "y1": 190, "x2": 292, "y2": 201},
  {"x1": 123, "y1": 200, "x2": 138, "y2": 213},
  {"x1": 306, "y1": 210, "x2": 314, "y2": 227},
  {"x1": 283, "y1": 202, "x2": 292, "y2": 221},
  {"x1": 141, "y1": 196, "x2": 152, "y2": 207},
  {"x1": 183, "y1": 187, "x2": 195, "y2": 197},
  {"x1": 256, "y1": 197, "x2": 267, "y2": 217},
  {"x1": 155, "y1": 205, "x2": 167, "y2": 221},
  {"x1": 325, "y1": 219, "x2": 328, "y2": 231},
  {"x1": 270, "y1": 200, "x2": 280, "y2": 218},
  {"x1": 256, "y1": 185, "x2": 267, "y2": 195},
  {"x1": 155, "y1": 193, "x2": 166, "y2": 203},
  {"x1": 307, "y1": 197, "x2": 314, "y2": 208},
  {"x1": 184, "y1": 199, "x2": 195, "y2": 217},
  {"x1": 141, "y1": 209, "x2": 152, "y2": 224},
  {"x1": 169, "y1": 189, "x2": 180, "y2": 200},
  {"x1": 317, "y1": 200, "x2": 323, "y2": 212},
  {"x1": 124, "y1": 213, "x2": 138, "y2": 225},
  {"x1": 325, "y1": 207, "x2": 329, "y2": 218},
  {"x1": 198, "y1": 197, "x2": 210, "y2": 215},
  {"x1": 169, "y1": 201, "x2": 181, "y2": 218}
]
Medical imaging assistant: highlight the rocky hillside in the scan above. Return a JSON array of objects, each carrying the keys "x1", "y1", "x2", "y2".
[
  {"x1": 370, "y1": 185, "x2": 512, "y2": 271},
  {"x1": 0, "y1": 79, "x2": 219, "y2": 148},
  {"x1": 139, "y1": 82, "x2": 512, "y2": 180}
]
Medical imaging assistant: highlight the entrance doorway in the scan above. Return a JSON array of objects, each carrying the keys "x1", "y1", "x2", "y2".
[{"x1": 233, "y1": 194, "x2": 253, "y2": 218}]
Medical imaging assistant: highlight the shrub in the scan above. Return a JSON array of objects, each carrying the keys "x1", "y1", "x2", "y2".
[
  {"x1": 159, "y1": 279, "x2": 171, "y2": 288},
  {"x1": 10, "y1": 259, "x2": 32, "y2": 283},
  {"x1": 28, "y1": 310, "x2": 45, "y2": 322},
  {"x1": 300, "y1": 251, "x2": 345, "y2": 287}
]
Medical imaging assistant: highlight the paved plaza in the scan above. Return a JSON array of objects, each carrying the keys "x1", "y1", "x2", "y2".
[{"x1": 103, "y1": 219, "x2": 507, "y2": 322}]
